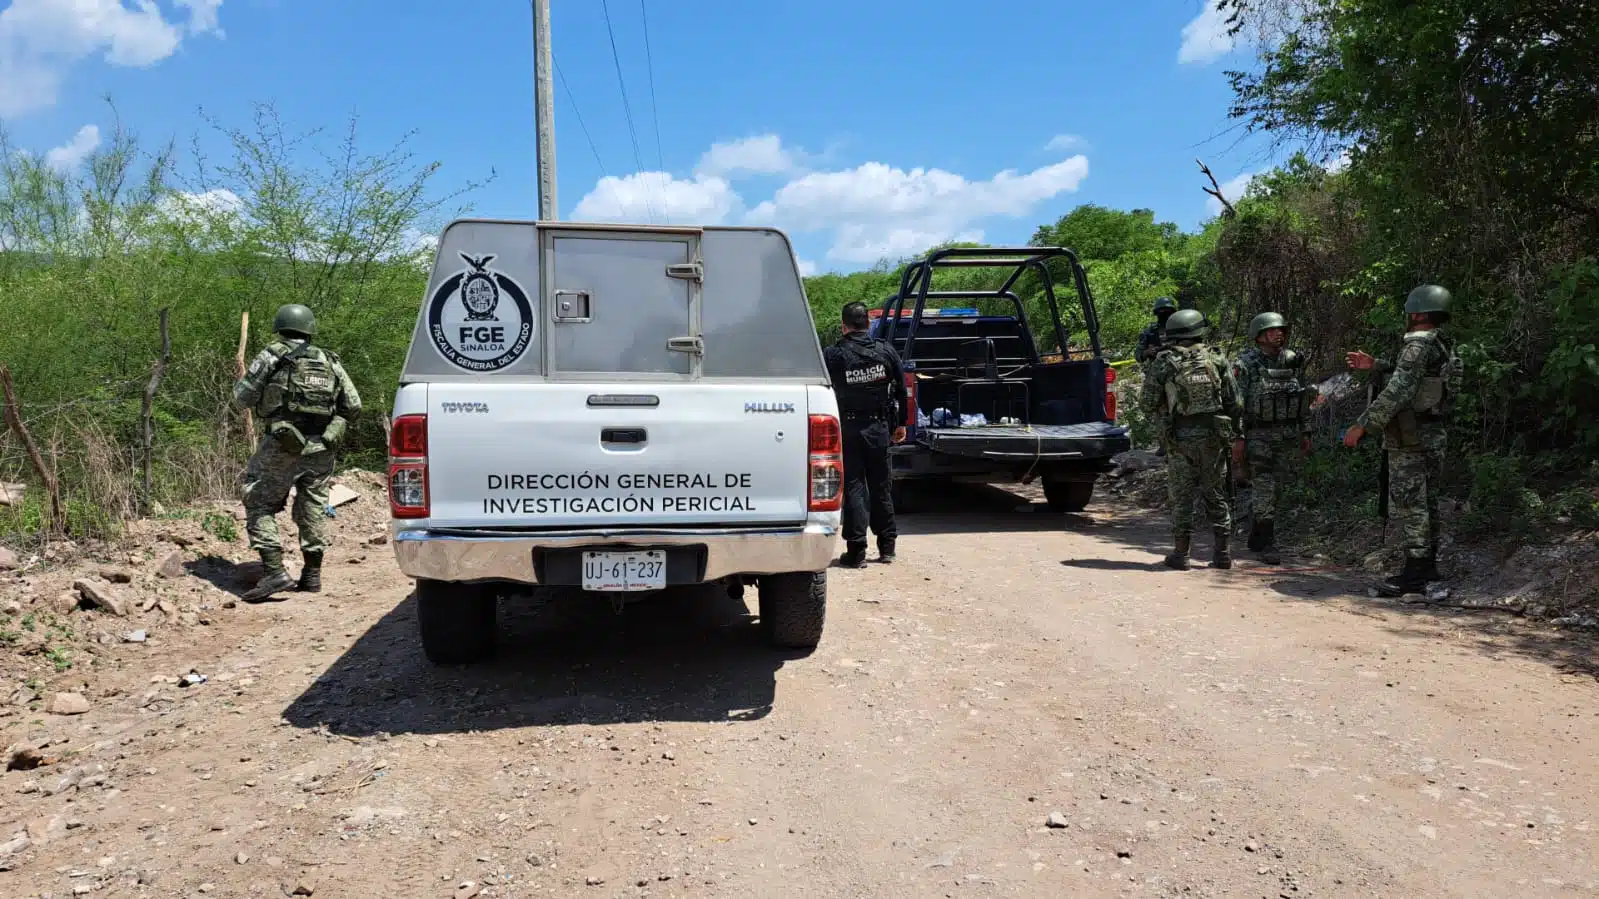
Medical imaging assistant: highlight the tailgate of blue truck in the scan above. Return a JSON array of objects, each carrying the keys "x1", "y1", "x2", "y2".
[{"x1": 917, "y1": 421, "x2": 1131, "y2": 462}]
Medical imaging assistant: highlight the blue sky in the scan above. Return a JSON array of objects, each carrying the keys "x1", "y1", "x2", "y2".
[{"x1": 0, "y1": 0, "x2": 1279, "y2": 274}]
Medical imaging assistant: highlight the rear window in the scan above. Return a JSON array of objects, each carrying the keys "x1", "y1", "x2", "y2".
[{"x1": 699, "y1": 230, "x2": 827, "y2": 380}]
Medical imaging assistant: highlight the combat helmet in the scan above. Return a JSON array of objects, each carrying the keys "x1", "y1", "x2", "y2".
[
  {"x1": 1248, "y1": 311, "x2": 1287, "y2": 341},
  {"x1": 273, "y1": 304, "x2": 317, "y2": 338},
  {"x1": 1163, "y1": 308, "x2": 1206, "y2": 341},
  {"x1": 1404, "y1": 284, "x2": 1452, "y2": 319},
  {"x1": 1152, "y1": 296, "x2": 1177, "y2": 316}
]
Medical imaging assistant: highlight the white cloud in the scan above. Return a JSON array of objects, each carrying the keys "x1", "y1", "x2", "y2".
[
  {"x1": 44, "y1": 123, "x2": 100, "y2": 170},
  {"x1": 1325, "y1": 149, "x2": 1351, "y2": 173},
  {"x1": 573, "y1": 139, "x2": 1090, "y2": 266},
  {"x1": 571, "y1": 171, "x2": 741, "y2": 225},
  {"x1": 1206, "y1": 171, "x2": 1259, "y2": 214},
  {"x1": 747, "y1": 156, "x2": 1089, "y2": 263},
  {"x1": 0, "y1": 0, "x2": 224, "y2": 119},
  {"x1": 157, "y1": 187, "x2": 244, "y2": 228},
  {"x1": 176, "y1": 0, "x2": 223, "y2": 35},
  {"x1": 1046, "y1": 134, "x2": 1086, "y2": 152},
  {"x1": 1178, "y1": 2, "x2": 1235, "y2": 65},
  {"x1": 795, "y1": 258, "x2": 818, "y2": 277},
  {"x1": 695, "y1": 134, "x2": 800, "y2": 179}
]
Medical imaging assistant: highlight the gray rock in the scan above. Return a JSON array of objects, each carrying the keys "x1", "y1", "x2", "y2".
[
  {"x1": 74, "y1": 579, "x2": 128, "y2": 616},
  {"x1": 97, "y1": 568, "x2": 134, "y2": 584},
  {"x1": 155, "y1": 551, "x2": 186, "y2": 579},
  {"x1": 0, "y1": 831, "x2": 29, "y2": 858},
  {"x1": 47, "y1": 692, "x2": 91, "y2": 715},
  {"x1": 1046, "y1": 810, "x2": 1070, "y2": 829},
  {"x1": 0, "y1": 482, "x2": 25, "y2": 507},
  {"x1": 0, "y1": 546, "x2": 18, "y2": 571},
  {"x1": 123, "y1": 629, "x2": 147, "y2": 643}
]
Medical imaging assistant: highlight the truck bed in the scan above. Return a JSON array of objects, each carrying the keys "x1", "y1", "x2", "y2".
[{"x1": 917, "y1": 421, "x2": 1130, "y2": 461}]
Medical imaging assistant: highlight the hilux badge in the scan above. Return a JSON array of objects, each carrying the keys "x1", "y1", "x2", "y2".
[{"x1": 744, "y1": 402, "x2": 796, "y2": 414}]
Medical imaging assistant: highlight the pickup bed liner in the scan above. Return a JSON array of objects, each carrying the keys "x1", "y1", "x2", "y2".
[{"x1": 917, "y1": 421, "x2": 1130, "y2": 461}]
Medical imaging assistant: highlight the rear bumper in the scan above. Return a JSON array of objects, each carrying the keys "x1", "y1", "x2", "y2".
[{"x1": 391, "y1": 522, "x2": 839, "y2": 585}]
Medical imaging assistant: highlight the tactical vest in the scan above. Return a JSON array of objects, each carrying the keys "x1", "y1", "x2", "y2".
[
  {"x1": 259, "y1": 341, "x2": 340, "y2": 427},
  {"x1": 1404, "y1": 330, "x2": 1459, "y2": 417},
  {"x1": 1383, "y1": 330, "x2": 1459, "y2": 449},
  {"x1": 833, "y1": 336, "x2": 895, "y2": 418},
  {"x1": 1245, "y1": 348, "x2": 1308, "y2": 426},
  {"x1": 1162, "y1": 344, "x2": 1225, "y2": 417}
]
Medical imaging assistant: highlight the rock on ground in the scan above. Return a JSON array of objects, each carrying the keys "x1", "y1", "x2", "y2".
[
  {"x1": 46, "y1": 692, "x2": 91, "y2": 715},
  {"x1": 73, "y1": 578, "x2": 129, "y2": 616}
]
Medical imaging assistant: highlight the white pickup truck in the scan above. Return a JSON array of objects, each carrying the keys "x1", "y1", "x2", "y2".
[{"x1": 386, "y1": 219, "x2": 842, "y2": 664}]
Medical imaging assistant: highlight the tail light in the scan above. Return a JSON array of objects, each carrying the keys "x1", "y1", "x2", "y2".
[
  {"x1": 388, "y1": 413, "x2": 430, "y2": 519},
  {"x1": 808, "y1": 414, "x2": 843, "y2": 512},
  {"x1": 1104, "y1": 364, "x2": 1118, "y2": 421},
  {"x1": 903, "y1": 372, "x2": 919, "y2": 428}
]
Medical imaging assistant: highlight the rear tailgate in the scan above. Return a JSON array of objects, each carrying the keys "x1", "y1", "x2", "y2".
[
  {"x1": 919, "y1": 421, "x2": 1131, "y2": 462},
  {"x1": 425, "y1": 382, "x2": 813, "y2": 528}
]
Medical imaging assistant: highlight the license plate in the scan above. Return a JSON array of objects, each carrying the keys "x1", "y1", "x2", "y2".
[{"x1": 581, "y1": 550, "x2": 667, "y2": 592}]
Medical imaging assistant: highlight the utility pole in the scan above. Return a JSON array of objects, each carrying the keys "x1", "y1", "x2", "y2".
[{"x1": 533, "y1": 0, "x2": 558, "y2": 220}]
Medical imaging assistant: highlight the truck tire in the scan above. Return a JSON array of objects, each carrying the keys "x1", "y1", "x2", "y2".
[
  {"x1": 415, "y1": 579, "x2": 498, "y2": 665},
  {"x1": 757, "y1": 572, "x2": 827, "y2": 649},
  {"x1": 1043, "y1": 479, "x2": 1095, "y2": 513}
]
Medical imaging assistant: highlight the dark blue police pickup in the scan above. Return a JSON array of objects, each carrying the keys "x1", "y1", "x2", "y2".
[{"x1": 869, "y1": 246, "x2": 1131, "y2": 512}]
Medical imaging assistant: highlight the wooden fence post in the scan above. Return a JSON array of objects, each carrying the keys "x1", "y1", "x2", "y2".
[
  {"x1": 140, "y1": 308, "x2": 172, "y2": 514},
  {"x1": 0, "y1": 363, "x2": 64, "y2": 536},
  {"x1": 234, "y1": 310, "x2": 256, "y2": 448}
]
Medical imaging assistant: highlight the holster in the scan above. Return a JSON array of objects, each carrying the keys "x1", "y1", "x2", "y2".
[
  {"x1": 268, "y1": 420, "x2": 308, "y2": 453},
  {"x1": 1384, "y1": 410, "x2": 1423, "y2": 451}
]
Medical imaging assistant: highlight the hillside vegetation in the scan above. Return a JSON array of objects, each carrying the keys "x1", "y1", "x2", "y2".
[{"x1": 3, "y1": 0, "x2": 1597, "y2": 546}]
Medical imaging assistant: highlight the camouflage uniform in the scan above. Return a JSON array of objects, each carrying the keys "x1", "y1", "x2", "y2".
[
  {"x1": 1138, "y1": 311, "x2": 1243, "y2": 569},
  {"x1": 1134, "y1": 297, "x2": 1178, "y2": 364},
  {"x1": 1354, "y1": 329, "x2": 1460, "y2": 566},
  {"x1": 233, "y1": 312, "x2": 361, "y2": 600},
  {"x1": 1233, "y1": 344, "x2": 1317, "y2": 560}
]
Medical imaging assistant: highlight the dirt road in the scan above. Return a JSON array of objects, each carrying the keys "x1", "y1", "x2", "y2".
[{"x1": 4, "y1": 482, "x2": 1598, "y2": 898}]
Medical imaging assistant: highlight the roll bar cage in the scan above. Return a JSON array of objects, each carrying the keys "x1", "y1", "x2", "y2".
[{"x1": 874, "y1": 246, "x2": 1102, "y2": 365}]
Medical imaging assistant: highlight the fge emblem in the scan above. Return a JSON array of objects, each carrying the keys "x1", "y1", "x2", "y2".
[{"x1": 427, "y1": 253, "x2": 535, "y2": 372}]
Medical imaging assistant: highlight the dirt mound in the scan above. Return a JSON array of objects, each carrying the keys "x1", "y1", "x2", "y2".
[{"x1": 0, "y1": 469, "x2": 394, "y2": 718}]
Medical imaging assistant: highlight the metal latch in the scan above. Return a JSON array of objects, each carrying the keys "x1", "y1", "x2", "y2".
[
  {"x1": 666, "y1": 262, "x2": 703, "y2": 281},
  {"x1": 666, "y1": 335, "x2": 704, "y2": 356},
  {"x1": 553, "y1": 289, "x2": 591, "y2": 321}
]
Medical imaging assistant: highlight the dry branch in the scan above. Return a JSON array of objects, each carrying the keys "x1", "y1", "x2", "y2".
[
  {"x1": 1197, "y1": 158, "x2": 1239, "y2": 218},
  {"x1": 0, "y1": 363, "x2": 64, "y2": 535},
  {"x1": 141, "y1": 308, "x2": 172, "y2": 513},
  {"x1": 235, "y1": 310, "x2": 256, "y2": 447}
]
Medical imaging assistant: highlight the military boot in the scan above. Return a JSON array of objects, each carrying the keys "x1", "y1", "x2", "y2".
[
  {"x1": 877, "y1": 539, "x2": 896, "y2": 564},
  {"x1": 1423, "y1": 542, "x2": 1442, "y2": 582},
  {"x1": 1257, "y1": 520, "x2": 1281, "y2": 565},
  {"x1": 1209, "y1": 527, "x2": 1233, "y2": 570},
  {"x1": 1163, "y1": 534, "x2": 1192, "y2": 570},
  {"x1": 1376, "y1": 556, "x2": 1430, "y2": 597},
  {"x1": 838, "y1": 545, "x2": 867, "y2": 569},
  {"x1": 244, "y1": 549, "x2": 296, "y2": 602},
  {"x1": 1246, "y1": 520, "x2": 1265, "y2": 552},
  {"x1": 297, "y1": 551, "x2": 323, "y2": 593}
]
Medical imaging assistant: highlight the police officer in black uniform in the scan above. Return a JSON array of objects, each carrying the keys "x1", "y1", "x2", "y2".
[{"x1": 824, "y1": 302, "x2": 909, "y2": 567}]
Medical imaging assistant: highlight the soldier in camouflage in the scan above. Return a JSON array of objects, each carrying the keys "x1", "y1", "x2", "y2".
[
  {"x1": 232, "y1": 304, "x2": 362, "y2": 601},
  {"x1": 1232, "y1": 312, "x2": 1317, "y2": 564},
  {"x1": 1135, "y1": 297, "x2": 1178, "y2": 364},
  {"x1": 1138, "y1": 308, "x2": 1243, "y2": 570},
  {"x1": 1342, "y1": 284, "x2": 1461, "y2": 597}
]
